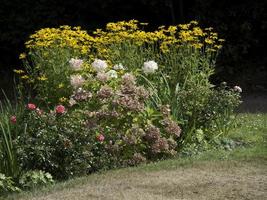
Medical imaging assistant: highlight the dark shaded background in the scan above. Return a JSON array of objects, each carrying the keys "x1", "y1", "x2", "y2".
[{"x1": 0, "y1": 0, "x2": 266, "y2": 93}]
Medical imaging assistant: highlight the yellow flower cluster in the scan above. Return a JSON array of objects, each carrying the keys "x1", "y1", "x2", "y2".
[
  {"x1": 25, "y1": 25, "x2": 94, "y2": 54},
  {"x1": 92, "y1": 20, "x2": 224, "y2": 56},
  {"x1": 156, "y1": 21, "x2": 224, "y2": 53},
  {"x1": 24, "y1": 20, "x2": 223, "y2": 58}
]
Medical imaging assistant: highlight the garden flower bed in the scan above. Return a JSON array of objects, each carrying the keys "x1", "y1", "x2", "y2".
[{"x1": 0, "y1": 20, "x2": 241, "y2": 194}]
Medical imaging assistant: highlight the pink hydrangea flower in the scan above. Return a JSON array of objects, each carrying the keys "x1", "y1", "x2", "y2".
[
  {"x1": 69, "y1": 58, "x2": 83, "y2": 71},
  {"x1": 55, "y1": 105, "x2": 66, "y2": 114},
  {"x1": 27, "y1": 103, "x2": 36, "y2": 110},
  {"x1": 10, "y1": 116, "x2": 17, "y2": 124}
]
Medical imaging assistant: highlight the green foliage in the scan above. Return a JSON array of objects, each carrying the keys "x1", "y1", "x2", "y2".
[
  {"x1": 17, "y1": 109, "x2": 94, "y2": 180},
  {"x1": 200, "y1": 83, "x2": 242, "y2": 138},
  {"x1": 0, "y1": 173, "x2": 20, "y2": 194},
  {"x1": 18, "y1": 48, "x2": 83, "y2": 106},
  {"x1": 0, "y1": 92, "x2": 24, "y2": 179},
  {"x1": 19, "y1": 170, "x2": 54, "y2": 189}
]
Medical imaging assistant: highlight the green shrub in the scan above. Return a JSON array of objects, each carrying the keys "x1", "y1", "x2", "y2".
[
  {"x1": 0, "y1": 173, "x2": 20, "y2": 194},
  {"x1": 19, "y1": 170, "x2": 54, "y2": 189},
  {"x1": 17, "y1": 107, "x2": 95, "y2": 180},
  {"x1": 200, "y1": 83, "x2": 242, "y2": 138}
]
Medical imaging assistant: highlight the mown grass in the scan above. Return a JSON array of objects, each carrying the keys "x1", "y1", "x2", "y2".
[{"x1": 3, "y1": 113, "x2": 267, "y2": 200}]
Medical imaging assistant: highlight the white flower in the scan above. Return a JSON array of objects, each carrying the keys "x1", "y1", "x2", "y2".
[
  {"x1": 113, "y1": 63, "x2": 125, "y2": 70},
  {"x1": 69, "y1": 98, "x2": 77, "y2": 107},
  {"x1": 70, "y1": 75, "x2": 85, "y2": 88},
  {"x1": 106, "y1": 70, "x2": 118, "y2": 79},
  {"x1": 69, "y1": 58, "x2": 83, "y2": 71},
  {"x1": 143, "y1": 60, "x2": 158, "y2": 74},
  {"x1": 92, "y1": 59, "x2": 108, "y2": 72},
  {"x1": 233, "y1": 86, "x2": 242, "y2": 93}
]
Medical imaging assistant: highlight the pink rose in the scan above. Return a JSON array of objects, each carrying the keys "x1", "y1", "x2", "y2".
[
  {"x1": 55, "y1": 105, "x2": 66, "y2": 114},
  {"x1": 27, "y1": 103, "x2": 36, "y2": 110},
  {"x1": 10, "y1": 116, "x2": 17, "y2": 124},
  {"x1": 96, "y1": 134, "x2": 105, "y2": 142}
]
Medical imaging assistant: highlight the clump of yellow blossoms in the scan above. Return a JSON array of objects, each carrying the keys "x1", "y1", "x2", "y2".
[
  {"x1": 23, "y1": 20, "x2": 224, "y2": 59},
  {"x1": 25, "y1": 25, "x2": 94, "y2": 54},
  {"x1": 92, "y1": 20, "x2": 224, "y2": 56}
]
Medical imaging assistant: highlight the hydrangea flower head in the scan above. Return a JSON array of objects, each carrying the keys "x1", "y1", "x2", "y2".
[
  {"x1": 70, "y1": 75, "x2": 85, "y2": 88},
  {"x1": 143, "y1": 60, "x2": 158, "y2": 74},
  {"x1": 96, "y1": 72, "x2": 109, "y2": 82},
  {"x1": 69, "y1": 58, "x2": 83, "y2": 71},
  {"x1": 92, "y1": 59, "x2": 108, "y2": 72}
]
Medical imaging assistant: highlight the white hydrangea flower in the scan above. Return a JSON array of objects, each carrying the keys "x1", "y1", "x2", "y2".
[
  {"x1": 113, "y1": 63, "x2": 125, "y2": 70},
  {"x1": 106, "y1": 70, "x2": 118, "y2": 79},
  {"x1": 143, "y1": 60, "x2": 158, "y2": 74},
  {"x1": 70, "y1": 75, "x2": 85, "y2": 88},
  {"x1": 92, "y1": 59, "x2": 108, "y2": 72},
  {"x1": 233, "y1": 86, "x2": 242, "y2": 93},
  {"x1": 69, "y1": 58, "x2": 83, "y2": 71}
]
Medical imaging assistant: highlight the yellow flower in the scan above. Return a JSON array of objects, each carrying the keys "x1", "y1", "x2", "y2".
[
  {"x1": 19, "y1": 53, "x2": 26, "y2": 59},
  {"x1": 178, "y1": 24, "x2": 190, "y2": 30},
  {"x1": 192, "y1": 43, "x2": 203, "y2": 49},
  {"x1": 193, "y1": 27, "x2": 204, "y2": 36},
  {"x1": 58, "y1": 83, "x2": 64, "y2": 89},
  {"x1": 37, "y1": 75, "x2": 48, "y2": 81},
  {"x1": 59, "y1": 97, "x2": 67, "y2": 103},
  {"x1": 13, "y1": 69, "x2": 25, "y2": 74},
  {"x1": 205, "y1": 38, "x2": 214, "y2": 44},
  {"x1": 21, "y1": 75, "x2": 29, "y2": 79},
  {"x1": 190, "y1": 20, "x2": 198, "y2": 25}
]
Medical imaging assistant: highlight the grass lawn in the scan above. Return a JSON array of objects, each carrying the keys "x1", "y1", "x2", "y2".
[{"x1": 4, "y1": 113, "x2": 267, "y2": 200}]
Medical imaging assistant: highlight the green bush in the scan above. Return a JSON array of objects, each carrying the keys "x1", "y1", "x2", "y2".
[
  {"x1": 200, "y1": 83, "x2": 242, "y2": 138},
  {"x1": 17, "y1": 107, "x2": 95, "y2": 180},
  {"x1": 0, "y1": 173, "x2": 20, "y2": 194},
  {"x1": 19, "y1": 170, "x2": 54, "y2": 189}
]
